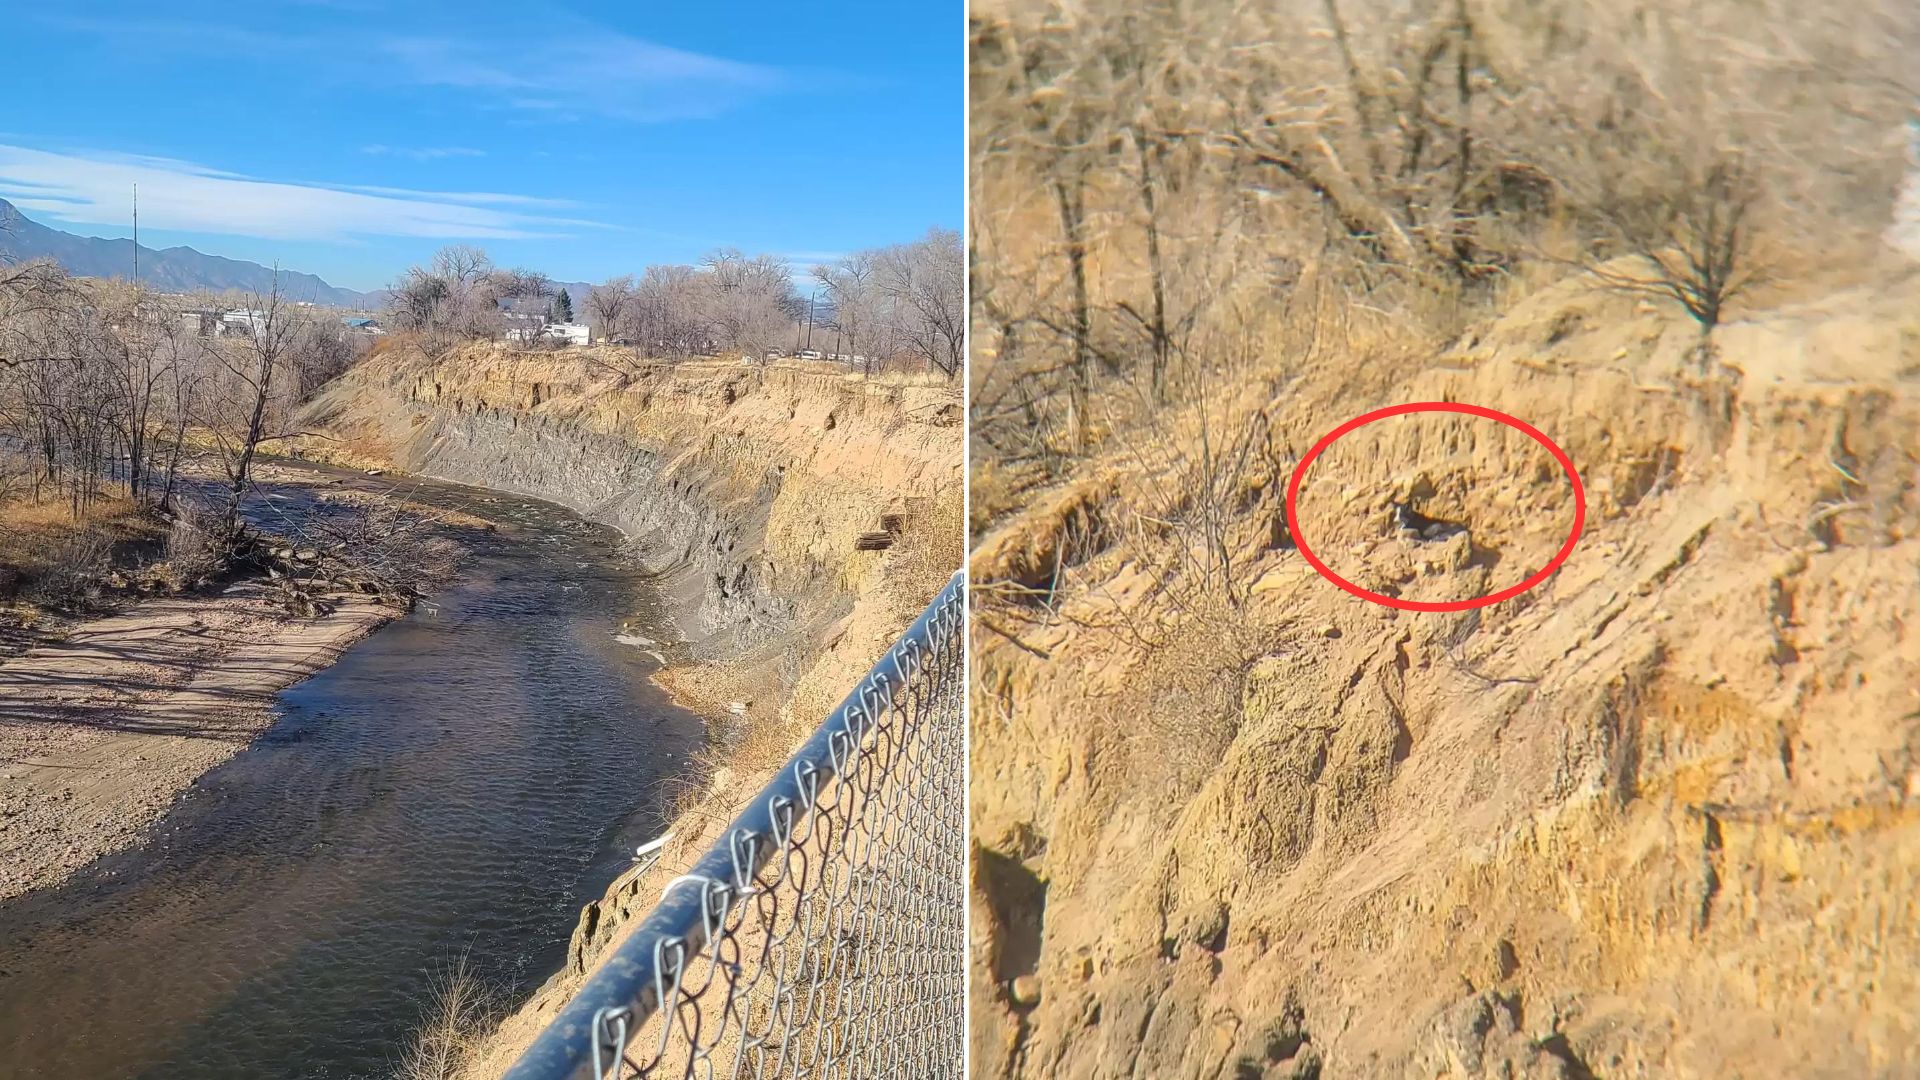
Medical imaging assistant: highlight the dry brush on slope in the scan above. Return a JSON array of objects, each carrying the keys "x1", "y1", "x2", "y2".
[
  {"x1": 972, "y1": 261, "x2": 1920, "y2": 1080},
  {"x1": 970, "y1": 0, "x2": 1920, "y2": 1076},
  {"x1": 970, "y1": 0, "x2": 1917, "y2": 518}
]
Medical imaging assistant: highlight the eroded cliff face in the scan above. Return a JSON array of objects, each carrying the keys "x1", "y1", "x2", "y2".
[
  {"x1": 970, "y1": 267, "x2": 1920, "y2": 1079},
  {"x1": 304, "y1": 343, "x2": 961, "y2": 669}
]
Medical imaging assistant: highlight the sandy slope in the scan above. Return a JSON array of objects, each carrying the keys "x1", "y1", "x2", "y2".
[
  {"x1": 970, "y1": 264, "x2": 1920, "y2": 1078},
  {"x1": 0, "y1": 582, "x2": 392, "y2": 901}
]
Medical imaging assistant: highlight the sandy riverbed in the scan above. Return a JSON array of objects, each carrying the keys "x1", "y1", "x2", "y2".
[{"x1": 0, "y1": 582, "x2": 396, "y2": 901}]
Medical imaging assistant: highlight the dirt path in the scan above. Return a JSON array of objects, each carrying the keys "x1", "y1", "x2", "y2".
[{"x1": 0, "y1": 582, "x2": 395, "y2": 901}]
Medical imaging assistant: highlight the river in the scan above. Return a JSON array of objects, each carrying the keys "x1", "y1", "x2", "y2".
[{"x1": 0, "y1": 465, "x2": 704, "y2": 1078}]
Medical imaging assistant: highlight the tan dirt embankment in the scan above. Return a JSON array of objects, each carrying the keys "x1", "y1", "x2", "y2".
[
  {"x1": 970, "y1": 266, "x2": 1920, "y2": 1078},
  {"x1": 0, "y1": 583, "x2": 393, "y2": 900}
]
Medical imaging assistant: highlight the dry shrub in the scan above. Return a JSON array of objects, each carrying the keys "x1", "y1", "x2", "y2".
[
  {"x1": 1114, "y1": 623, "x2": 1267, "y2": 805},
  {"x1": 162, "y1": 503, "x2": 226, "y2": 590},
  {"x1": 23, "y1": 527, "x2": 111, "y2": 611},
  {"x1": 0, "y1": 496, "x2": 157, "y2": 611},
  {"x1": 968, "y1": 0, "x2": 1918, "y2": 796},
  {"x1": 891, "y1": 492, "x2": 966, "y2": 622},
  {"x1": 397, "y1": 955, "x2": 502, "y2": 1080},
  {"x1": 968, "y1": 0, "x2": 1919, "y2": 529}
]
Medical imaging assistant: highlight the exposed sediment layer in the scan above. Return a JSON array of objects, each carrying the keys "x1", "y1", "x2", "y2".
[
  {"x1": 969, "y1": 268, "x2": 1920, "y2": 1078},
  {"x1": 303, "y1": 346, "x2": 962, "y2": 667}
]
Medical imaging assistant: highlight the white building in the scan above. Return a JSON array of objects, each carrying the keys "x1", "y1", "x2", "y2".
[
  {"x1": 505, "y1": 321, "x2": 591, "y2": 346},
  {"x1": 177, "y1": 308, "x2": 270, "y2": 338},
  {"x1": 221, "y1": 309, "x2": 268, "y2": 336},
  {"x1": 544, "y1": 322, "x2": 591, "y2": 345}
]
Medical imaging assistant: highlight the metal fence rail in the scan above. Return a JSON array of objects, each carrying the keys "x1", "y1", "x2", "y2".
[{"x1": 504, "y1": 570, "x2": 966, "y2": 1080}]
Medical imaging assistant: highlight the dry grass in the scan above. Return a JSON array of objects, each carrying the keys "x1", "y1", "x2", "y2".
[
  {"x1": 396, "y1": 954, "x2": 504, "y2": 1080},
  {"x1": 0, "y1": 493, "x2": 146, "y2": 532},
  {"x1": 891, "y1": 490, "x2": 967, "y2": 621},
  {"x1": 0, "y1": 494, "x2": 168, "y2": 610},
  {"x1": 968, "y1": 0, "x2": 1916, "y2": 545},
  {"x1": 483, "y1": 344, "x2": 960, "y2": 390}
]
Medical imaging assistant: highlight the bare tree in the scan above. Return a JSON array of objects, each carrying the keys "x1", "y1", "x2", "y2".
[
  {"x1": 702, "y1": 249, "x2": 801, "y2": 357},
  {"x1": 813, "y1": 253, "x2": 878, "y2": 373},
  {"x1": 496, "y1": 267, "x2": 554, "y2": 304},
  {"x1": 1579, "y1": 156, "x2": 1759, "y2": 336},
  {"x1": 376, "y1": 235, "x2": 947, "y2": 375},
  {"x1": 290, "y1": 314, "x2": 355, "y2": 396},
  {"x1": 635, "y1": 264, "x2": 707, "y2": 358},
  {"x1": 0, "y1": 261, "x2": 81, "y2": 372},
  {"x1": 875, "y1": 228, "x2": 965, "y2": 378},
  {"x1": 585, "y1": 276, "x2": 635, "y2": 342},
  {"x1": 100, "y1": 285, "x2": 172, "y2": 504},
  {"x1": 0, "y1": 266, "x2": 174, "y2": 512},
  {"x1": 386, "y1": 245, "x2": 510, "y2": 344},
  {"x1": 200, "y1": 279, "x2": 301, "y2": 540}
]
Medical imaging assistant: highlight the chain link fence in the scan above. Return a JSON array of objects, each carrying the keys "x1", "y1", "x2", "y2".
[{"x1": 504, "y1": 570, "x2": 965, "y2": 1080}]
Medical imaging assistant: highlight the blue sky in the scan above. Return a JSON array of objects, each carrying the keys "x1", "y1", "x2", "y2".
[{"x1": 0, "y1": 1, "x2": 961, "y2": 292}]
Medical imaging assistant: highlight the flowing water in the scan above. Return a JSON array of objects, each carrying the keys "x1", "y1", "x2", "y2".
[{"x1": 0, "y1": 466, "x2": 704, "y2": 1078}]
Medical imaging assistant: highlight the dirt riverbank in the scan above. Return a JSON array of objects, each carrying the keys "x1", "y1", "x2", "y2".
[
  {"x1": 0, "y1": 582, "x2": 395, "y2": 901},
  {"x1": 0, "y1": 459, "x2": 485, "y2": 903}
]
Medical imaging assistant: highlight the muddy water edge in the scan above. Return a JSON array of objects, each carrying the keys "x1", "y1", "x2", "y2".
[{"x1": 0, "y1": 461, "x2": 704, "y2": 1079}]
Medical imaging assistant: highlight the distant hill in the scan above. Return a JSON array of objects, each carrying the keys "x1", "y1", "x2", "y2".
[{"x1": 0, "y1": 198, "x2": 378, "y2": 308}]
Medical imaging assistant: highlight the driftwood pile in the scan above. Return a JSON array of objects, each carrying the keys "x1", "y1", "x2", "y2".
[{"x1": 237, "y1": 532, "x2": 424, "y2": 617}]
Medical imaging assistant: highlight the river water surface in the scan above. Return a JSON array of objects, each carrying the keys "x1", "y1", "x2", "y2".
[{"x1": 0, "y1": 466, "x2": 703, "y2": 1078}]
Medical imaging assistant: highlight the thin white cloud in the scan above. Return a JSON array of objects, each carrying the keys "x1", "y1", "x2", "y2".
[
  {"x1": 0, "y1": 143, "x2": 599, "y2": 242},
  {"x1": 35, "y1": 9, "x2": 791, "y2": 124},
  {"x1": 336, "y1": 183, "x2": 580, "y2": 209},
  {"x1": 376, "y1": 33, "x2": 786, "y2": 121},
  {"x1": 360, "y1": 144, "x2": 487, "y2": 161}
]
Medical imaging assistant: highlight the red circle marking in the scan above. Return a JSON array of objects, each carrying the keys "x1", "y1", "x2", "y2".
[{"x1": 1285, "y1": 402, "x2": 1585, "y2": 612}]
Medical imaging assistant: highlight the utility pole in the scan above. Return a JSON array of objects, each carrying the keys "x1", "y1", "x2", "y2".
[
  {"x1": 131, "y1": 182, "x2": 138, "y2": 286},
  {"x1": 804, "y1": 289, "x2": 817, "y2": 350}
]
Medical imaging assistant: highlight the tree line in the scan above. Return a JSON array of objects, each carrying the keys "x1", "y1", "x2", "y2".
[
  {"x1": 0, "y1": 260, "x2": 351, "y2": 529},
  {"x1": 0, "y1": 220, "x2": 960, "y2": 542},
  {"x1": 389, "y1": 228, "x2": 964, "y2": 377}
]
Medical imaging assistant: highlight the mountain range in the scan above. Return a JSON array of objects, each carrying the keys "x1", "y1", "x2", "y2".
[
  {"x1": 0, "y1": 198, "x2": 723, "y2": 318},
  {"x1": 0, "y1": 199, "x2": 384, "y2": 308}
]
